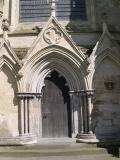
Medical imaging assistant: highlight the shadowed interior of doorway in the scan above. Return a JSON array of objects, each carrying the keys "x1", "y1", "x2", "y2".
[{"x1": 42, "y1": 70, "x2": 71, "y2": 138}]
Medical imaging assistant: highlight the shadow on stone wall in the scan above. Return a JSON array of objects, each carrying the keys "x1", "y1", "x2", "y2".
[
  {"x1": 91, "y1": 58, "x2": 120, "y2": 158},
  {"x1": 97, "y1": 142, "x2": 120, "y2": 158},
  {"x1": 64, "y1": 0, "x2": 87, "y2": 32}
]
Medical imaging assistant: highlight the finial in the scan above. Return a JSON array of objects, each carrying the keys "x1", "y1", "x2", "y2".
[
  {"x1": 101, "y1": 12, "x2": 108, "y2": 33},
  {"x1": 1, "y1": 18, "x2": 9, "y2": 41},
  {"x1": 49, "y1": 0, "x2": 56, "y2": 17}
]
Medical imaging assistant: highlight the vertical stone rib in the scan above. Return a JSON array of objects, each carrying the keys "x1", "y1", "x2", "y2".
[
  {"x1": 79, "y1": 93, "x2": 84, "y2": 133},
  {"x1": 69, "y1": 93, "x2": 75, "y2": 137},
  {"x1": 87, "y1": 92, "x2": 94, "y2": 134},
  {"x1": 24, "y1": 97, "x2": 28, "y2": 134},
  {"x1": 38, "y1": 95, "x2": 42, "y2": 137},
  {"x1": 27, "y1": 97, "x2": 30, "y2": 134},
  {"x1": 83, "y1": 92, "x2": 88, "y2": 133},
  {"x1": 19, "y1": 97, "x2": 24, "y2": 136}
]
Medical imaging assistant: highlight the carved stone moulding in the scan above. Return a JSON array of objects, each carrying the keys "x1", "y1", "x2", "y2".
[
  {"x1": 43, "y1": 27, "x2": 63, "y2": 44},
  {"x1": 16, "y1": 92, "x2": 42, "y2": 99}
]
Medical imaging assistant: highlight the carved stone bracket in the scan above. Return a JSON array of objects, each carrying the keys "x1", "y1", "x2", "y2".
[
  {"x1": 1, "y1": 19, "x2": 9, "y2": 31},
  {"x1": 1, "y1": 19, "x2": 9, "y2": 41}
]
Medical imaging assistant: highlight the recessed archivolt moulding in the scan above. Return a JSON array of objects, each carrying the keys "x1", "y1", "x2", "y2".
[
  {"x1": 19, "y1": 16, "x2": 89, "y2": 93},
  {"x1": 0, "y1": 39, "x2": 21, "y2": 83},
  {"x1": 20, "y1": 46, "x2": 88, "y2": 93}
]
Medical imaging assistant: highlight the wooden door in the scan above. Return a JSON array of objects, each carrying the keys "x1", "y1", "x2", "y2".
[{"x1": 42, "y1": 79, "x2": 69, "y2": 137}]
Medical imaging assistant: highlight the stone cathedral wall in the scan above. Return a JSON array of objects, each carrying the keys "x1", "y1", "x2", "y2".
[
  {"x1": 92, "y1": 57, "x2": 120, "y2": 139},
  {"x1": 0, "y1": 0, "x2": 120, "y2": 144},
  {"x1": 0, "y1": 66, "x2": 18, "y2": 137}
]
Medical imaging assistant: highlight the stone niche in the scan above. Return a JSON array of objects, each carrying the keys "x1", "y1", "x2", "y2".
[
  {"x1": 0, "y1": 65, "x2": 18, "y2": 137},
  {"x1": 92, "y1": 57, "x2": 120, "y2": 140}
]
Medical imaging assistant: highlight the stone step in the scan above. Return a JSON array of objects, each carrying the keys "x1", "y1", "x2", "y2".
[
  {"x1": 0, "y1": 138, "x2": 119, "y2": 158},
  {"x1": 0, "y1": 150, "x2": 109, "y2": 157},
  {"x1": 0, "y1": 143, "x2": 110, "y2": 157}
]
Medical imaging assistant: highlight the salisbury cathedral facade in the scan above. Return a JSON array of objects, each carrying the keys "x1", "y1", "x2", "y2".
[{"x1": 0, "y1": 0, "x2": 120, "y2": 144}]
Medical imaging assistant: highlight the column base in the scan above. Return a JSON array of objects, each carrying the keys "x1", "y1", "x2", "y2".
[
  {"x1": 19, "y1": 134, "x2": 37, "y2": 145},
  {"x1": 76, "y1": 133, "x2": 99, "y2": 143}
]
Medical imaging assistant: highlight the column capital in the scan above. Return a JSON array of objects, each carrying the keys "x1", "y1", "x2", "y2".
[
  {"x1": 69, "y1": 90, "x2": 95, "y2": 95},
  {"x1": 16, "y1": 92, "x2": 42, "y2": 99},
  {"x1": 69, "y1": 91, "x2": 75, "y2": 96},
  {"x1": 86, "y1": 90, "x2": 95, "y2": 96}
]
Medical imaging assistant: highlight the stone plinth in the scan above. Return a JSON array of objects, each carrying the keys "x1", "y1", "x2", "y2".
[{"x1": 76, "y1": 133, "x2": 99, "y2": 143}]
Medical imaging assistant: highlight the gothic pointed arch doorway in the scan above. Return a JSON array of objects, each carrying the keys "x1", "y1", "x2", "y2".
[{"x1": 41, "y1": 70, "x2": 71, "y2": 138}]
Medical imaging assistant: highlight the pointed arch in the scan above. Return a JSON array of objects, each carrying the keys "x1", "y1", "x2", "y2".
[
  {"x1": 0, "y1": 40, "x2": 22, "y2": 91},
  {"x1": 21, "y1": 45, "x2": 87, "y2": 92},
  {"x1": 88, "y1": 47, "x2": 120, "y2": 89},
  {"x1": 0, "y1": 55, "x2": 21, "y2": 91},
  {"x1": 91, "y1": 49, "x2": 120, "y2": 139},
  {"x1": 94, "y1": 48, "x2": 120, "y2": 71},
  {"x1": 92, "y1": 53, "x2": 120, "y2": 89}
]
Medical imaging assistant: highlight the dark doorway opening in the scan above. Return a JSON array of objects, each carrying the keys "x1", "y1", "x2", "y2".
[{"x1": 42, "y1": 70, "x2": 71, "y2": 138}]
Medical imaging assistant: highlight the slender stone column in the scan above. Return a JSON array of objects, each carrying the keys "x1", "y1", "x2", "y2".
[
  {"x1": 76, "y1": 90, "x2": 97, "y2": 143},
  {"x1": 83, "y1": 92, "x2": 89, "y2": 133},
  {"x1": 69, "y1": 91, "x2": 80, "y2": 137},
  {"x1": 36, "y1": 94, "x2": 42, "y2": 137},
  {"x1": 17, "y1": 93, "x2": 39, "y2": 136},
  {"x1": 79, "y1": 93, "x2": 84, "y2": 134},
  {"x1": 69, "y1": 92, "x2": 75, "y2": 137},
  {"x1": 19, "y1": 96, "x2": 25, "y2": 136},
  {"x1": 29, "y1": 97, "x2": 33, "y2": 134},
  {"x1": 24, "y1": 97, "x2": 29, "y2": 135},
  {"x1": 73, "y1": 93, "x2": 79, "y2": 135},
  {"x1": 87, "y1": 91, "x2": 94, "y2": 134}
]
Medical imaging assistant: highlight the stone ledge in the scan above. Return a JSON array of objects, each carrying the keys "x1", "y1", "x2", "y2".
[{"x1": 0, "y1": 135, "x2": 37, "y2": 145}]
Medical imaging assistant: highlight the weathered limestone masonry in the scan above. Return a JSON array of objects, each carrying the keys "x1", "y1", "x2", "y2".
[{"x1": 0, "y1": 0, "x2": 120, "y2": 145}]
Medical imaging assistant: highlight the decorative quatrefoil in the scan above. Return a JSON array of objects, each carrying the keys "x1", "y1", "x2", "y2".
[{"x1": 44, "y1": 27, "x2": 63, "y2": 44}]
